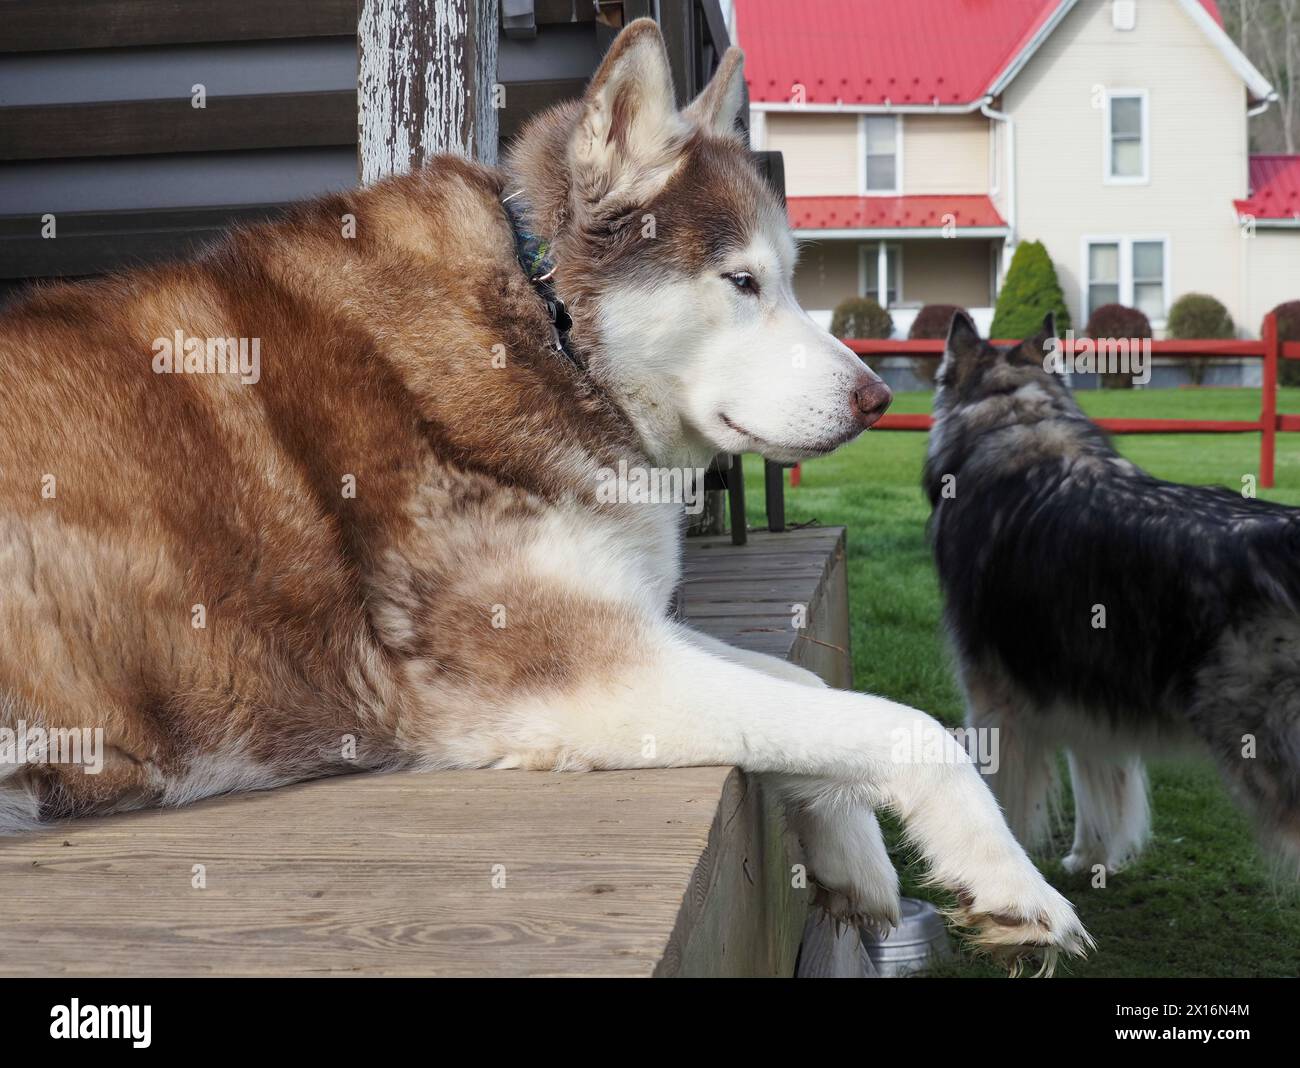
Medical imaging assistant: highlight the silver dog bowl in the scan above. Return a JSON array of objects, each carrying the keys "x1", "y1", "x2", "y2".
[{"x1": 862, "y1": 897, "x2": 954, "y2": 977}]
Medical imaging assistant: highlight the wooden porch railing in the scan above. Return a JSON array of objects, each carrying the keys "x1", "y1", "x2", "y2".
[{"x1": 844, "y1": 312, "x2": 1299, "y2": 488}]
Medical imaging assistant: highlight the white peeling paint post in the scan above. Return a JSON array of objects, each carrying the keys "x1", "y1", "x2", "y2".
[{"x1": 358, "y1": 0, "x2": 500, "y2": 182}]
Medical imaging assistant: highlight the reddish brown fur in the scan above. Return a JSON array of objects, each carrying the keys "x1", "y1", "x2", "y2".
[
  {"x1": 0, "y1": 18, "x2": 779, "y2": 825},
  {"x1": 0, "y1": 158, "x2": 651, "y2": 819}
]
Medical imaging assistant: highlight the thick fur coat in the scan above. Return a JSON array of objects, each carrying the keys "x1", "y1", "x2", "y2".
[
  {"x1": 0, "y1": 22, "x2": 1088, "y2": 968},
  {"x1": 926, "y1": 313, "x2": 1300, "y2": 875}
]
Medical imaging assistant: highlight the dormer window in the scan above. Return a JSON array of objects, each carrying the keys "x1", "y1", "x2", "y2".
[{"x1": 1105, "y1": 90, "x2": 1148, "y2": 184}]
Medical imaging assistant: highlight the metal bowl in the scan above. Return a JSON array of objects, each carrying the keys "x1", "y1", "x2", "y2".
[{"x1": 862, "y1": 897, "x2": 954, "y2": 977}]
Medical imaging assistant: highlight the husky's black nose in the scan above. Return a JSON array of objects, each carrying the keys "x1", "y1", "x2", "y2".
[{"x1": 851, "y1": 378, "x2": 892, "y2": 428}]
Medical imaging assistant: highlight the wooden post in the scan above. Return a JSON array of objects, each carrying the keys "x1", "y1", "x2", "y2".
[
  {"x1": 1261, "y1": 312, "x2": 1279, "y2": 490},
  {"x1": 358, "y1": 0, "x2": 499, "y2": 182}
]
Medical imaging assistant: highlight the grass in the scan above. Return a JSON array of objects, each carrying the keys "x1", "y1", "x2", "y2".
[{"x1": 739, "y1": 386, "x2": 1300, "y2": 978}]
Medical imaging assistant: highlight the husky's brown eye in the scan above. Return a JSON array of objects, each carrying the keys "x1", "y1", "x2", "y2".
[{"x1": 725, "y1": 271, "x2": 759, "y2": 296}]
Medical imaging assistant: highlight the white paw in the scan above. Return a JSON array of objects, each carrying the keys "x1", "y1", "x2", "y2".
[
  {"x1": 805, "y1": 839, "x2": 901, "y2": 936},
  {"x1": 812, "y1": 878, "x2": 902, "y2": 938},
  {"x1": 1061, "y1": 851, "x2": 1096, "y2": 875},
  {"x1": 952, "y1": 872, "x2": 1093, "y2": 976}
]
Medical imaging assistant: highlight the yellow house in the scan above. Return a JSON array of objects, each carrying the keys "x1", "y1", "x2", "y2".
[{"x1": 734, "y1": 0, "x2": 1298, "y2": 364}]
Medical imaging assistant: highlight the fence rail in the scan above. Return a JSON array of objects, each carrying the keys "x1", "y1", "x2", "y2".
[{"x1": 844, "y1": 312, "x2": 1299, "y2": 488}]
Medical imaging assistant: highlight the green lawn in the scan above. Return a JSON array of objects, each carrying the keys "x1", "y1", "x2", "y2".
[{"x1": 740, "y1": 387, "x2": 1300, "y2": 978}]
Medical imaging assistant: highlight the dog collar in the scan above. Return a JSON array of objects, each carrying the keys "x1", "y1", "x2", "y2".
[{"x1": 502, "y1": 193, "x2": 583, "y2": 370}]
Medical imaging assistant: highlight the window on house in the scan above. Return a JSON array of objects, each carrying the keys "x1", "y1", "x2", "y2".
[
  {"x1": 861, "y1": 243, "x2": 901, "y2": 306},
  {"x1": 1085, "y1": 237, "x2": 1167, "y2": 321},
  {"x1": 1106, "y1": 92, "x2": 1147, "y2": 182},
  {"x1": 863, "y1": 116, "x2": 899, "y2": 194},
  {"x1": 1132, "y1": 241, "x2": 1165, "y2": 320},
  {"x1": 1087, "y1": 243, "x2": 1121, "y2": 316}
]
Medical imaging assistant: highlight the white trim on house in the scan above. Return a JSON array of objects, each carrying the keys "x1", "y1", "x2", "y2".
[
  {"x1": 986, "y1": 0, "x2": 1080, "y2": 97},
  {"x1": 857, "y1": 114, "x2": 903, "y2": 196},
  {"x1": 857, "y1": 241, "x2": 903, "y2": 306},
  {"x1": 1079, "y1": 233, "x2": 1172, "y2": 327},
  {"x1": 1102, "y1": 88, "x2": 1150, "y2": 186},
  {"x1": 1178, "y1": 0, "x2": 1276, "y2": 103},
  {"x1": 988, "y1": 116, "x2": 1000, "y2": 196},
  {"x1": 792, "y1": 226, "x2": 1010, "y2": 240},
  {"x1": 984, "y1": 0, "x2": 1276, "y2": 104}
]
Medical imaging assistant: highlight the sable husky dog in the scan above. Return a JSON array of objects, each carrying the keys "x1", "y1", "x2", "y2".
[
  {"x1": 0, "y1": 21, "x2": 1089, "y2": 964},
  {"x1": 926, "y1": 312, "x2": 1300, "y2": 876}
]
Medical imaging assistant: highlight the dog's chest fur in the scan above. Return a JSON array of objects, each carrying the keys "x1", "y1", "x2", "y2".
[{"x1": 0, "y1": 157, "x2": 680, "y2": 800}]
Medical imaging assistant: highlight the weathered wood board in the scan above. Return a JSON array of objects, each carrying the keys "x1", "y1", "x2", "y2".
[{"x1": 0, "y1": 527, "x2": 850, "y2": 977}]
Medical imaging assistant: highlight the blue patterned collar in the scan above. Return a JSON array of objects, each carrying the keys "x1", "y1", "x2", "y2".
[{"x1": 503, "y1": 192, "x2": 581, "y2": 369}]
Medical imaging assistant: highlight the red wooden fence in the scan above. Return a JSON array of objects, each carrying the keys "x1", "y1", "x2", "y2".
[{"x1": 843, "y1": 312, "x2": 1299, "y2": 488}]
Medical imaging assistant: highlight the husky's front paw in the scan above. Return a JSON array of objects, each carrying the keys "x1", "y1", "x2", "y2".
[
  {"x1": 805, "y1": 833, "x2": 902, "y2": 937},
  {"x1": 811, "y1": 877, "x2": 902, "y2": 938},
  {"x1": 951, "y1": 880, "x2": 1093, "y2": 976}
]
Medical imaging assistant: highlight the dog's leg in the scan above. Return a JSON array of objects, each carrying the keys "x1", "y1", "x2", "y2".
[
  {"x1": 682, "y1": 630, "x2": 901, "y2": 930},
  {"x1": 1062, "y1": 750, "x2": 1150, "y2": 874},
  {"x1": 963, "y1": 666, "x2": 1059, "y2": 852},
  {"x1": 773, "y1": 774, "x2": 901, "y2": 933},
  {"x1": 485, "y1": 623, "x2": 1091, "y2": 966}
]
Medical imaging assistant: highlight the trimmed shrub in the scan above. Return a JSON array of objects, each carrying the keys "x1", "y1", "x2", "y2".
[
  {"x1": 1168, "y1": 293, "x2": 1234, "y2": 385},
  {"x1": 989, "y1": 240, "x2": 1071, "y2": 340},
  {"x1": 830, "y1": 295, "x2": 893, "y2": 340},
  {"x1": 1085, "y1": 303, "x2": 1152, "y2": 390},
  {"x1": 907, "y1": 303, "x2": 967, "y2": 386},
  {"x1": 1267, "y1": 301, "x2": 1300, "y2": 388}
]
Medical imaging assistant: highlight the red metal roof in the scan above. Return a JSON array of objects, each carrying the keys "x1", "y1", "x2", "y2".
[
  {"x1": 1235, "y1": 155, "x2": 1300, "y2": 221},
  {"x1": 735, "y1": 0, "x2": 1227, "y2": 106},
  {"x1": 788, "y1": 194, "x2": 1007, "y2": 231}
]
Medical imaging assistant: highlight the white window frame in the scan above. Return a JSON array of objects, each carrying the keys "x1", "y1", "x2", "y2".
[
  {"x1": 1103, "y1": 89, "x2": 1149, "y2": 185},
  {"x1": 1080, "y1": 234, "x2": 1170, "y2": 327},
  {"x1": 857, "y1": 242, "x2": 903, "y2": 307},
  {"x1": 858, "y1": 114, "x2": 903, "y2": 196}
]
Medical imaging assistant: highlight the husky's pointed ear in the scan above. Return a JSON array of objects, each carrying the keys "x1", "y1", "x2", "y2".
[
  {"x1": 1015, "y1": 312, "x2": 1056, "y2": 365},
  {"x1": 570, "y1": 19, "x2": 686, "y2": 210},
  {"x1": 937, "y1": 311, "x2": 990, "y2": 389},
  {"x1": 946, "y1": 310, "x2": 982, "y2": 358},
  {"x1": 686, "y1": 48, "x2": 746, "y2": 139}
]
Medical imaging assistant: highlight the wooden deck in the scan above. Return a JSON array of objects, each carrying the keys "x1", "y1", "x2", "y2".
[{"x1": 0, "y1": 527, "x2": 851, "y2": 977}]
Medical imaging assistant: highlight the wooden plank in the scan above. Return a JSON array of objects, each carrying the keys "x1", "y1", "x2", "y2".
[
  {"x1": 0, "y1": 92, "x2": 357, "y2": 162},
  {"x1": 0, "y1": 768, "x2": 734, "y2": 977},
  {"x1": 0, "y1": 206, "x2": 290, "y2": 280},
  {"x1": 2, "y1": 0, "x2": 357, "y2": 53},
  {"x1": 358, "y1": 0, "x2": 500, "y2": 178}
]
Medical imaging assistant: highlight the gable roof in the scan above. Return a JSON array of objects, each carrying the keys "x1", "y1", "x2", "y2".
[
  {"x1": 1236, "y1": 155, "x2": 1300, "y2": 226},
  {"x1": 734, "y1": 0, "x2": 1270, "y2": 110}
]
